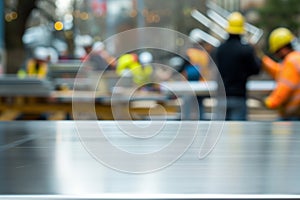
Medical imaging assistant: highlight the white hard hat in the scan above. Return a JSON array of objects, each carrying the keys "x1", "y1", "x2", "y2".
[
  {"x1": 92, "y1": 41, "x2": 104, "y2": 51},
  {"x1": 76, "y1": 35, "x2": 93, "y2": 47},
  {"x1": 139, "y1": 51, "x2": 153, "y2": 64},
  {"x1": 33, "y1": 47, "x2": 49, "y2": 61},
  {"x1": 82, "y1": 35, "x2": 93, "y2": 47}
]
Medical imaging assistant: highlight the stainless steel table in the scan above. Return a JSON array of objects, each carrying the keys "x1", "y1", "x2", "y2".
[{"x1": 0, "y1": 121, "x2": 300, "y2": 199}]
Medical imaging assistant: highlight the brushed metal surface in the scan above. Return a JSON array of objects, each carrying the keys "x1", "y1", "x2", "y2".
[{"x1": 0, "y1": 121, "x2": 300, "y2": 197}]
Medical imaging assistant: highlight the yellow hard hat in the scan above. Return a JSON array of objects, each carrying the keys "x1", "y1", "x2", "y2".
[
  {"x1": 269, "y1": 27, "x2": 295, "y2": 53},
  {"x1": 226, "y1": 12, "x2": 245, "y2": 35}
]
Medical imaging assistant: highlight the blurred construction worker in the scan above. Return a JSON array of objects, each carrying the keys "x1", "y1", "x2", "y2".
[
  {"x1": 79, "y1": 35, "x2": 94, "y2": 60},
  {"x1": 183, "y1": 51, "x2": 202, "y2": 81},
  {"x1": 188, "y1": 29, "x2": 216, "y2": 81},
  {"x1": 214, "y1": 12, "x2": 261, "y2": 120},
  {"x1": 116, "y1": 52, "x2": 153, "y2": 86},
  {"x1": 262, "y1": 27, "x2": 300, "y2": 120},
  {"x1": 18, "y1": 46, "x2": 50, "y2": 79},
  {"x1": 78, "y1": 35, "x2": 110, "y2": 71},
  {"x1": 92, "y1": 41, "x2": 116, "y2": 70}
]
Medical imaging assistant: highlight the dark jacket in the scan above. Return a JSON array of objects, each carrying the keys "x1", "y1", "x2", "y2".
[{"x1": 214, "y1": 35, "x2": 261, "y2": 97}]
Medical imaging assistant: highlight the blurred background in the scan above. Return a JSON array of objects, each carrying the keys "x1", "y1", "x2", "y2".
[
  {"x1": 1, "y1": 0, "x2": 300, "y2": 74},
  {"x1": 0, "y1": 0, "x2": 300, "y2": 121}
]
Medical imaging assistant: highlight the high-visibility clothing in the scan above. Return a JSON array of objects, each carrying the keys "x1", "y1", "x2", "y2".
[
  {"x1": 116, "y1": 54, "x2": 153, "y2": 86},
  {"x1": 262, "y1": 51, "x2": 300, "y2": 117},
  {"x1": 26, "y1": 59, "x2": 48, "y2": 79}
]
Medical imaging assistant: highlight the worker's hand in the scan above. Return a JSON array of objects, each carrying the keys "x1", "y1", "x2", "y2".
[
  {"x1": 261, "y1": 55, "x2": 269, "y2": 66},
  {"x1": 257, "y1": 47, "x2": 273, "y2": 60},
  {"x1": 264, "y1": 97, "x2": 275, "y2": 109}
]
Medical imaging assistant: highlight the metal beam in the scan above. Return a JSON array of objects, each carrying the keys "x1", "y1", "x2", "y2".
[
  {"x1": 191, "y1": 9, "x2": 227, "y2": 40},
  {"x1": 206, "y1": 1, "x2": 263, "y2": 44}
]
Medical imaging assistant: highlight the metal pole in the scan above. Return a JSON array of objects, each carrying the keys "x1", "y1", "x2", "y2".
[
  {"x1": 136, "y1": 0, "x2": 145, "y2": 28},
  {"x1": 105, "y1": 0, "x2": 115, "y2": 38}
]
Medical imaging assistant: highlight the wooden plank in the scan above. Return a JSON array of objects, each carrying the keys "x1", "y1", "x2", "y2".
[
  {"x1": 48, "y1": 111, "x2": 67, "y2": 120},
  {"x1": 0, "y1": 110, "x2": 21, "y2": 120}
]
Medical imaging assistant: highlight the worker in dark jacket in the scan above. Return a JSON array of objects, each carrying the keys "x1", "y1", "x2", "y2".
[{"x1": 214, "y1": 12, "x2": 261, "y2": 120}]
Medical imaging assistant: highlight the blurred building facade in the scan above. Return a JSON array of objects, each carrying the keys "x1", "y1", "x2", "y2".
[
  {"x1": 213, "y1": 0, "x2": 265, "y2": 11},
  {"x1": 3, "y1": 0, "x2": 271, "y2": 74}
]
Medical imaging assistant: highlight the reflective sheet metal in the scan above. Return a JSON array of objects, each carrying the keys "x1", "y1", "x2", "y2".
[{"x1": 0, "y1": 121, "x2": 300, "y2": 199}]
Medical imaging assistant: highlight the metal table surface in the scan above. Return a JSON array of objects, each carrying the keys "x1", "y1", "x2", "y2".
[
  {"x1": 0, "y1": 121, "x2": 300, "y2": 199},
  {"x1": 160, "y1": 80, "x2": 276, "y2": 97}
]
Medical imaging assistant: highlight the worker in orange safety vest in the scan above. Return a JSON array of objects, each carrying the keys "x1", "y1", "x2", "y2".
[{"x1": 262, "y1": 27, "x2": 300, "y2": 120}]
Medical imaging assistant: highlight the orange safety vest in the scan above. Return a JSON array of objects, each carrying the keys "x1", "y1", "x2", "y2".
[{"x1": 262, "y1": 51, "x2": 300, "y2": 117}]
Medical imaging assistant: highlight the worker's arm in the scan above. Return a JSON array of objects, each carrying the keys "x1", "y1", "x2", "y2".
[
  {"x1": 262, "y1": 56, "x2": 281, "y2": 79},
  {"x1": 265, "y1": 60, "x2": 298, "y2": 109}
]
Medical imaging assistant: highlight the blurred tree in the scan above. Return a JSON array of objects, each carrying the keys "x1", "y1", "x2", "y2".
[
  {"x1": 5, "y1": 0, "x2": 37, "y2": 73},
  {"x1": 258, "y1": 0, "x2": 300, "y2": 37},
  {"x1": 4, "y1": 0, "x2": 60, "y2": 73}
]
